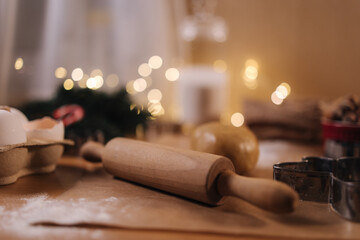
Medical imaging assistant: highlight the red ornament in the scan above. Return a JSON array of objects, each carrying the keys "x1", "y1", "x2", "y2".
[{"x1": 53, "y1": 104, "x2": 85, "y2": 126}]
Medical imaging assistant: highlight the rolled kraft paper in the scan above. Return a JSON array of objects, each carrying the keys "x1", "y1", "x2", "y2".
[{"x1": 103, "y1": 138, "x2": 234, "y2": 205}]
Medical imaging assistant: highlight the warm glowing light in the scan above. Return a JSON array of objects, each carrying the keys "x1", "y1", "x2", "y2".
[
  {"x1": 55, "y1": 67, "x2": 67, "y2": 78},
  {"x1": 63, "y1": 79, "x2": 74, "y2": 90},
  {"x1": 165, "y1": 68, "x2": 180, "y2": 81},
  {"x1": 126, "y1": 80, "x2": 136, "y2": 94},
  {"x1": 90, "y1": 69, "x2": 103, "y2": 77},
  {"x1": 243, "y1": 59, "x2": 259, "y2": 88},
  {"x1": 14, "y1": 58, "x2": 24, "y2": 70},
  {"x1": 245, "y1": 59, "x2": 259, "y2": 69},
  {"x1": 148, "y1": 56, "x2": 163, "y2": 69},
  {"x1": 138, "y1": 63, "x2": 152, "y2": 77},
  {"x1": 148, "y1": 102, "x2": 165, "y2": 117},
  {"x1": 78, "y1": 74, "x2": 88, "y2": 88},
  {"x1": 133, "y1": 78, "x2": 147, "y2": 92},
  {"x1": 275, "y1": 85, "x2": 288, "y2": 99},
  {"x1": 213, "y1": 59, "x2": 227, "y2": 73},
  {"x1": 94, "y1": 76, "x2": 104, "y2": 89},
  {"x1": 71, "y1": 68, "x2": 83, "y2": 81},
  {"x1": 280, "y1": 82, "x2": 291, "y2": 95},
  {"x1": 274, "y1": 83, "x2": 291, "y2": 100},
  {"x1": 231, "y1": 112, "x2": 245, "y2": 127},
  {"x1": 181, "y1": 21, "x2": 197, "y2": 42},
  {"x1": 106, "y1": 74, "x2": 119, "y2": 88},
  {"x1": 147, "y1": 89, "x2": 162, "y2": 103},
  {"x1": 244, "y1": 79, "x2": 258, "y2": 89},
  {"x1": 137, "y1": 106, "x2": 143, "y2": 115},
  {"x1": 213, "y1": 30, "x2": 227, "y2": 42},
  {"x1": 130, "y1": 104, "x2": 136, "y2": 111},
  {"x1": 86, "y1": 77, "x2": 97, "y2": 89},
  {"x1": 271, "y1": 91, "x2": 283, "y2": 105},
  {"x1": 244, "y1": 66, "x2": 258, "y2": 80}
]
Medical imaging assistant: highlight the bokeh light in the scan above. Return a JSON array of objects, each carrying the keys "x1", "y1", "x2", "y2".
[
  {"x1": 274, "y1": 82, "x2": 291, "y2": 100},
  {"x1": 275, "y1": 85, "x2": 288, "y2": 99},
  {"x1": 126, "y1": 80, "x2": 136, "y2": 95},
  {"x1": 71, "y1": 68, "x2": 83, "y2": 81},
  {"x1": 147, "y1": 89, "x2": 162, "y2": 103},
  {"x1": 129, "y1": 104, "x2": 137, "y2": 111},
  {"x1": 63, "y1": 79, "x2": 74, "y2": 90},
  {"x1": 148, "y1": 102, "x2": 165, "y2": 117},
  {"x1": 106, "y1": 74, "x2": 119, "y2": 88},
  {"x1": 244, "y1": 66, "x2": 258, "y2": 80},
  {"x1": 213, "y1": 59, "x2": 227, "y2": 73},
  {"x1": 148, "y1": 56, "x2": 163, "y2": 69},
  {"x1": 94, "y1": 76, "x2": 104, "y2": 89},
  {"x1": 77, "y1": 74, "x2": 88, "y2": 88},
  {"x1": 14, "y1": 57, "x2": 24, "y2": 70},
  {"x1": 165, "y1": 68, "x2": 180, "y2": 81},
  {"x1": 138, "y1": 63, "x2": 152, "y2": 77},
  {"x1": 280, "y1": 82, "x2": 291, "y2": 95},
  {"x1": 55, "y1": 67, "x2": 67, "y2": 78},
  {"x1": 90, "y1": 69, "x2": 103, "y2": 77},
  {"x1": 243, "y1": 59, "x2": 259, "y2": 89},
  {"x1": 213, "y1": 30, "x2": 227, "y2": 42},
  {"x1": 86, "y1": 77, "x2": 97, "y2": 89},
  {"x1": 133, "y1": 78, "x2": 147, "y2": 92},
  {"x1": 245, "y1": 59, "x2": 259, "y2": 69},
  {"x1": 231, "y1": 112, "x2": 245, "y2": 127},
  {"x1": 271, "y1": 91, "x2": 283, "y2": 105}
]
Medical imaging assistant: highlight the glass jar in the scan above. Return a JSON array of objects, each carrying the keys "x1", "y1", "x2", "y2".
[{"x1": 322, "y1": 121, "x2": 360, "y2": 158}]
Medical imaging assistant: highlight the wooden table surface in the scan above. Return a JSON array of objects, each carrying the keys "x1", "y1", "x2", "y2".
[
  {"x1": 1, "y1": 136, "x2": 358, "y2": 240},
  {"x1": 0, "y1": 156, "x2": 290, "y2": 240}
]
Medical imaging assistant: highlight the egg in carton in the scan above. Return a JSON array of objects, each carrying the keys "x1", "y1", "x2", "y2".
[{"x1": 0, "y1": 107, "x2": 74, "y2": 185}]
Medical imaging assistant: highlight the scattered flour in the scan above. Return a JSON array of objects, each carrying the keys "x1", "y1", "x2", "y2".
[
  {"x1": 104, "y1": 196, "x2": 118, "y2": 202},
  {"x1": 0, "y1": 193, "x2": 126, "y2": 239}
]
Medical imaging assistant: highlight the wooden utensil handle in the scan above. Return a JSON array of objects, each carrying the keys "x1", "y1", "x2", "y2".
[
  {"x1": 217, "y1": 170, "x2": 299, "y2": 213},
  {"x1": 80, "y1": 141, "x2": 104, "y2": 162}
]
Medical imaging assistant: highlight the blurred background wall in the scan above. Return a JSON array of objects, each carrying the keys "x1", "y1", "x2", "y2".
[
  {"x1": 1, "y1": 0, "x2": 359, "y2": 122},
  {"x1": 195, "y1": 0, "x2": 360, "y2": 113}
]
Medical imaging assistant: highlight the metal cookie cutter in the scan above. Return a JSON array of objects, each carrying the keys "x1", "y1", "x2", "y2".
[
  {"x1": 273, "y1": 157, "x2": 334, "y2": 202},
  {"x1": 273, "y1": 157, "x2": 360, "y2": 222},
  {"x1": 331, "y1": 157, "x2": 360, "y2": 222}
]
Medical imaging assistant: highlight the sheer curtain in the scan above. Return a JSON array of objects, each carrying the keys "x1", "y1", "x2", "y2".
[
  {"x1": 0, "y1": 0, "x2": 18, "y2": 104},
  {"x1": 0, "y1": 0, "x2": 186, "y2": 108}
]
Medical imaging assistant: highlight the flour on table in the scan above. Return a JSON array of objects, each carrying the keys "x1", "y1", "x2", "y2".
[
  {"x1": 104, "y1": 196, "x2": 118, "y2": 202},
  {"x1": 0, "y1": 193, "x2": 126, "y2": 239}
]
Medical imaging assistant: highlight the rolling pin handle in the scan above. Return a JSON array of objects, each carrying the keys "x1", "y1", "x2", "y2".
[
  {"x1": 217, "y1": 170, "x2": 299, "y2": 213},
  {"x1": 80, "y1": 141, "x2": 104, "y2": 163}
]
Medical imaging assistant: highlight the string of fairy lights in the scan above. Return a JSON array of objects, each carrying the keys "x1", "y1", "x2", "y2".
[
  {"x1": 55, "y1": 55, "x2": 178, "y2": 118},
  {"x1": 13, "y1": 56, "x2": 292, "y2": 126}
]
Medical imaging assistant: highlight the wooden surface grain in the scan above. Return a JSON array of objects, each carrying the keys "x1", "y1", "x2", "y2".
[
  {"x1": 0, "y1": 156, "x2": 275, "y2": 240},
  {"x1": 0, "y1": 156, "x2": 311, "y2": 240},
  {"x1": 1, "y1": 136, "x2": 358, "y2": 240}
]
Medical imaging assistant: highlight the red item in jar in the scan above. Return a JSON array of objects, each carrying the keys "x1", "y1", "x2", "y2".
[{"x1": 322, "y1": 121, "x2": 360, "y2": 142}]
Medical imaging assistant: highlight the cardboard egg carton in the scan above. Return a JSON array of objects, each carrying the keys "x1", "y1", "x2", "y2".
[{"x1": 0, "y1": 138, "x2": 73, "y2": 185}]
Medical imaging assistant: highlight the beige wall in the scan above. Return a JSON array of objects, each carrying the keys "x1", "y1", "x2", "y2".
[{"x1": 192, "y1": 0, "x2": 360, "y2": 111}]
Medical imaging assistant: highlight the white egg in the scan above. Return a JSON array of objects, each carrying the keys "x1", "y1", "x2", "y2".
[
  {"x1": 0, "y1": 109, "x2": 27, "y2": 146},
  {"x1": 9, "y1": 107, "x2": 28, "y2": 125},
  {"x1": 24, "y1": 117, "x2": 64, "y2": 141}
]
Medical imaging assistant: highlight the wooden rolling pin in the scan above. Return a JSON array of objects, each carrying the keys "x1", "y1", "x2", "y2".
[{"x1": 80, "y1": 138, "x2": 299, "y2": 213}]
